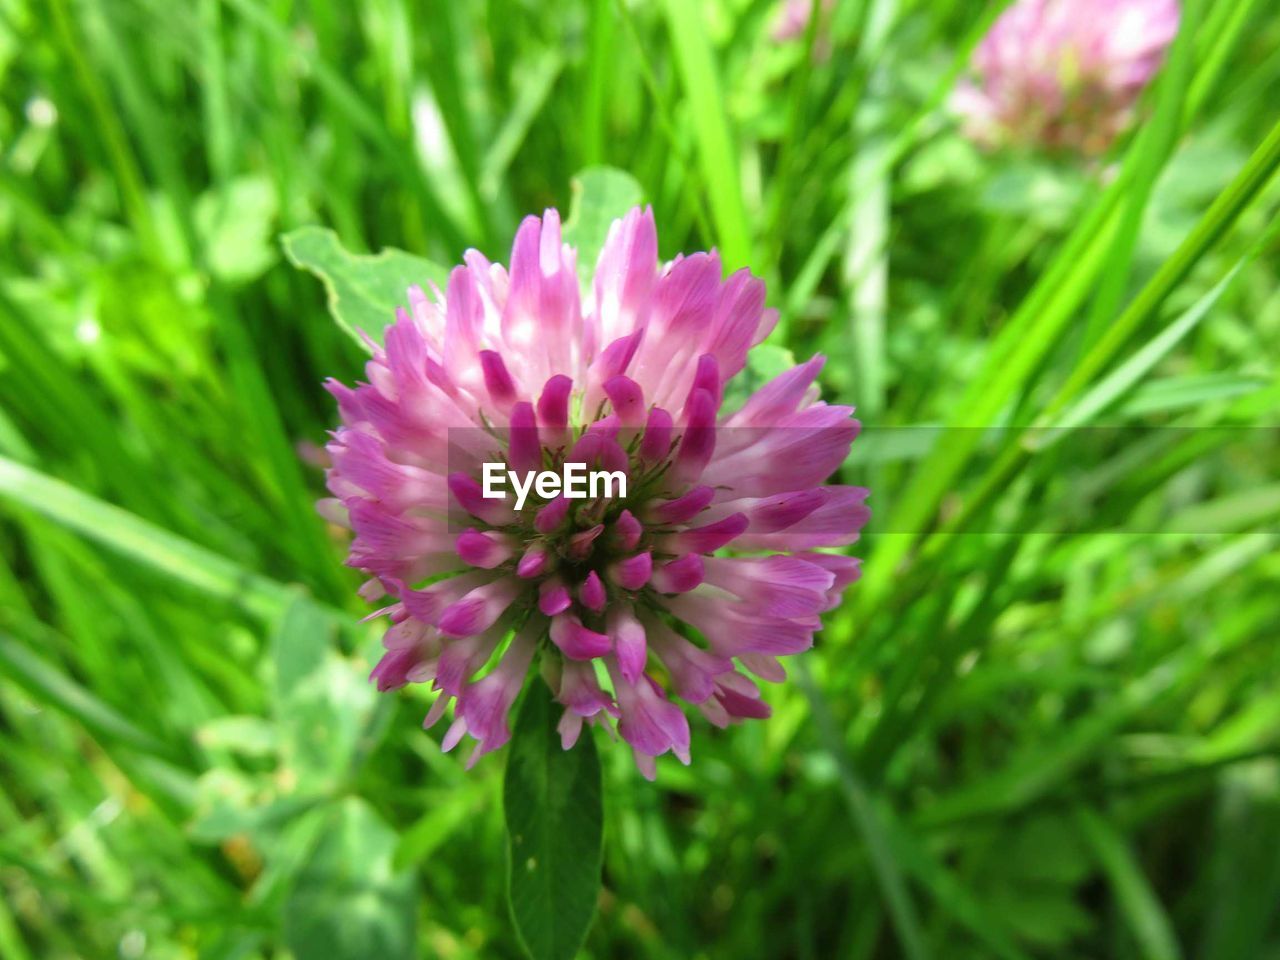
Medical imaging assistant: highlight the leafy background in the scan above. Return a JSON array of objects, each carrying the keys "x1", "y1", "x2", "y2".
[{"x1": 1, "y1": 0, "x2": 1279, "y2": 958}]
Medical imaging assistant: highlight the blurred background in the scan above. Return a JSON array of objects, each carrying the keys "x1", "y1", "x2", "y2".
[{"x1": 1, "y1": 0, "x2": 1279, "y2": 957}]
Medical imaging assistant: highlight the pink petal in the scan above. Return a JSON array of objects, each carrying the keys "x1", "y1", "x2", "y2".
[
  {"x1": 537, "y1": 375, "x2": 574, "y2": 446},
  {"x1": 456, "y1": 528, "x2": 514, "y2": 569},
  {"x1": 516, "y1": 545, "x2": 551, "y2": 578},
  {"x1": 579, "y1": 571, "x2": 607, "y2": 612},
  {"x1": 550, "y1": 615, "x2": 612, "y2": 660},
  {"x1": 538, "y1": 578, "x2": 572, "y2": 616},
  {"x1": 610, "y1": 551, "x2": 653, "y2": 591},
  {"x1": 672, "y1": 388, "x2": 717, "y2": 484},
  {"x1": 639, "y1": 406, "x2": 674, "y2": 462},
  {"x1": 507, "y1": 401, "x2": 541, "y2": 475},
  {"x1": 438, "y1": 578, "x2": 521, "y2": 638},
  {"x1": 645, "y1": 486, "x2": 716, "y2": 525},
  {"x1": 661, "y1": 514, "x2": 748, "y2": 554},
  {"x1": 480, "y1": 350, "x2": 519, "y2": 409},
  {"x1": 608, "y1": 607, "x2": 648, "y2": 685},
  {"x1": 604, "y1": 375, "x2": 646, "y2": 428},
  {"x1": 650, "y1": 554, "x2": 704, "y2": 594},
  {"x1": 448, "y1": 472, "x2": 515, "y2": 526},
  {"x1": 612, "y1": 509, "x2": 643, "y2": 551},
  {"x1": 534, "y1": 494, "x2": 571, "y2": 533}
]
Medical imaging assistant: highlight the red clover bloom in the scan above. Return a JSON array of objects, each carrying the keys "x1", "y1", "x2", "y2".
[
  {"x1": 320, "y1": 208, "x2": 868, "y2": 778},
  {"x1": 953, "y1": 0, "x2": 1180, "y2": 155}
]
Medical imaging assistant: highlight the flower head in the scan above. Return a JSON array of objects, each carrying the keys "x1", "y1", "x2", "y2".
[
  {"x1": 322, "y1": 208, "x2": 868, "y2": 777},
  {"x1": 952, "y1": 0, "x2": 1180, "y2": 155}
]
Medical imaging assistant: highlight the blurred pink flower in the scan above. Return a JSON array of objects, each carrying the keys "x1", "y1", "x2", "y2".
[
  {"x1": 771, "y1": 0, "x2": 835, "y2": 43},
  {"x1": 952, "y1": 0, "x2": 1180, "y2": 154},
  {"x1": 321, "y1": 208, "x2": 867, "y2": 778}
]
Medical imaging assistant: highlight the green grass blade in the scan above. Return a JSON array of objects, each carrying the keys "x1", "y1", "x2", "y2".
[
  {"x1": 1079, "y1": 0, "x2": 1203, "y2": 348},
  {"x1": 1050, "y1": 256, "x2": 1246, "y2": 434},
  {"x1": 1074, "y1": 807, "x2": 1182, "y2": 960},
  {"x1": 0, "y1": 456, "x2": 315, "y2": 623},
  {"x1": 479, "y1": 50, "x2": 565, "y2": 202},
  {"x1": 219, "y1": 0, "x2": 465, "y2": 253},
  {"x1": 660, "y1": 0, "x2": 752, "y2": 269},
  {"x1": 1043, "y1": 119, "x2": 1280, "y2": 420},
  {"x1": 0, "y1": 633, "x2": 177, "y2": 759},
  {"x1": 798, "y1": 663, "x2": 932, "y2": 960},
  {"x1": 863, "y1": 117, "x2": 1280, "y2": 612}
]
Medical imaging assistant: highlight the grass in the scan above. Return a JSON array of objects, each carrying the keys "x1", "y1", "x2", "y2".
[{"x1": 2, "y1": 0, "x2": 1279, "y2": 957}]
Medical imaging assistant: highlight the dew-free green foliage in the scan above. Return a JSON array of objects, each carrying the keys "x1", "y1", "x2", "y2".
[
  {"x1": 283, "y1": 798, "x2": 417, "y2": 960},
  {"x1": 282, "y1": 227, "x2": 449, "y2": 351},
  {"x1": 504, "y1": 681, "x2": 603, "y2": 960},
  {"x1": 561, "y1": 166, "x2": 645, "y2": 288},
  {"x1": 1, "y1": 0, "x2": 1279, "y2": 958}
]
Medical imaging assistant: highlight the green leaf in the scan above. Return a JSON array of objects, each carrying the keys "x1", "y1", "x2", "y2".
[
  {"x1": 230, "y1": 594, "x2": 370, "y2": 793},
  {"x1": 195, "y1": 715, "x2": 278, "y2": 757},
  {"x1": 480, "y1": 51, "x2": 566, "y2": 201},
  {"x1": 1165, "y1": 483, "x2": 1280, "y2": 535},
  {"x1": 743, "y1": 342, "x2": 799, "y2": 385},
  {"x1": 1078, "y1": 0, "x2": 1203, "y2": 348},
  {"x1": 980, "y1": 161, "x2": 1083, "y2": 228},
  {"x1": 393, "y1": 791, "x2": 483, "y2": 870},
  {"x1": 862, "y1": 116, "x2": 1280, "y2": 613},
  {"x1": 504, "y1": 679, "x2": 603, "y2": 960},
  {"x1": 989, "y1": 887, "x2": 1093, "y2": 950},
  {"x1": 188, "y1": 770, "x2": 326, "y2": 844},
  {"x1": 284, "y1": 798, "x2": 416, "y2": 960},
  {"x1": 272, "y1": 592, "x2": 335, "y2": 705},
  {"x1": 1046, "y1": 118, "x2": 1280, "y2": 419},
  {"x1": 281, "y1": 656, "x2": 377, "y2": 790},
  {"x1": 561, "y1": 166, "x2": 644, "y2": 289},
  {"x1": 195, "y1": 176, "x2": 279, "y2": 283},
  {"x1": 797, "y1": 663, "x2": 936, "y2": 960},
  {"x1": 282, "y1": 226, "x2": 450, "y2": 351}
]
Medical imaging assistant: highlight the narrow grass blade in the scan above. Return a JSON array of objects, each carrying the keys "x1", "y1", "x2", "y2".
[
  {"x1": 220, "y1": 0, "x2": 464, "y2": 252},
  {"x1": 0, "y1": 634, "x2": 177, "y2": 759},
  {"x1": 1045, "y1": 118, "x2": 1280, "y2": 420},
  {"x1": 1079, "y1": 0, "x2": 1203, "y2": 347},
  {"x1": 0, "y1": 456, "x2": 315, "y2": 623},
  {"x1": 1074, "y1": 807, "x2": 1182, "y2": 960},
  {"x1": 797, "y1": 662, "x2": 932, "y2": 960},
  {"x1": 863, "y1": 117, "x2": 1280, "y2": 611},
  {"x1": 479, "y1": 50, "x2": 565, "y2": 202},
  {"x1": 1048, "y1": 257, "x2": 1246, "y2": 436},
  {"x1": 660, "y1": 0, "x2": 752, "y2": 269}
]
